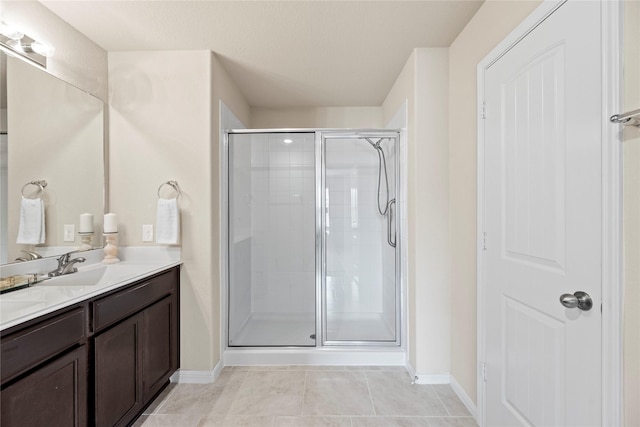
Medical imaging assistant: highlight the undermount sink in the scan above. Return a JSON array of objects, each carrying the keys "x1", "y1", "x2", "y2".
[
  {"x1": 0, "y1": 299, "x2": 47, "y2": 323},
  {"x1": 1, "y1": 300, "x2": 43, "y2": 311},
  {"x1": 45, "y1": 264, "x2": 145, "y2": 287}
]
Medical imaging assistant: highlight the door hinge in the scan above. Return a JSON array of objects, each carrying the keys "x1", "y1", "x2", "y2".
[
  {"x1": 482, "y1": 232, "x2": 487, "y2": 251},
  {"x1": 481, "y1": 100, "x2": 487, "y2": 120},
  {"x1": 482, "y1": 362, "x2": 488, "y2": 382}
]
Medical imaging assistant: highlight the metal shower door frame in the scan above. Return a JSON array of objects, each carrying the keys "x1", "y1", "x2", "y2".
[
  {"x1": 318, "y1": 130, "x2": 402, "y2": 347},
  {"x1": 224, "y1": 128, "x2": 402, "y2": 349}
]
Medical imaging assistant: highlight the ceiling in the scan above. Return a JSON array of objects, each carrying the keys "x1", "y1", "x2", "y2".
[{"x1": 40, "y1": 0, "x2": 483, "y2": 108}]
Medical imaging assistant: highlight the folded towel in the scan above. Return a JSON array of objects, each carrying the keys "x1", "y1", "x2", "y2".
[
  {"x1": 16, "y1": 198, "x2": 45, "y2": 245},
  {"x1": 156, "y1": 197, "x2": 180, "y2": 244}
]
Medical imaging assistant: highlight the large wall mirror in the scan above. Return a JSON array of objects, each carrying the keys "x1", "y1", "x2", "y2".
[{"x1": 0, "y1": 51, "x2": 105, "y2": 264}]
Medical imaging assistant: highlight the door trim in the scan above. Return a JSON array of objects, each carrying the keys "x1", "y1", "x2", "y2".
[{"x1": 475, "y1": 1, "x2": 623, "y2": 426}]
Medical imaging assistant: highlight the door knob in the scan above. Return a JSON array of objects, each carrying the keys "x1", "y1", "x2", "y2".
[{"x1": 559, "y1": 291, "x2": 593, "y2": 311}]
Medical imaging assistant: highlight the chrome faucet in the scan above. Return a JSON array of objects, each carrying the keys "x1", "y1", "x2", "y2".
[
  {"x1": 21, "y1": 250, "x2": 42, "y2": 260},
  {"x1": 14, "y1": 250, "x2": 43, "y2": 262},
  {"x1": 48, "y1": 251, "x2": 86, "y2": 277}
]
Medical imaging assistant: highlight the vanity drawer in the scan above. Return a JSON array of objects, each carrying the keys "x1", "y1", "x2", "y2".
[
  {"x1": 92, "y1": 269, "x2": 177, "y2": 332},
  {"x1": 1, "y1": 307, "x2": 86, "y2": 383}
]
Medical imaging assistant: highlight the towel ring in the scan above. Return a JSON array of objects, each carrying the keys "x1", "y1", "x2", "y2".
[
  {"x1": 157, "y1": 180, "x2": 181, "y2": 199},
  {"x1": 21, "y1": 180, "x2": 47, "y2": 199}
]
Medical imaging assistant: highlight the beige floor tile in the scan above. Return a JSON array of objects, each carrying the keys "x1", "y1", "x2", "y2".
[
  {"x1": 431, "y1": 385, "x2": 471, "y2": 416},
  {"x1": 140, "y1": 367, "x2": 479, "y2": 427},
  {"x1": 208, "y1": 371, "x2": 251, "y2": 415},
  {"x1": 131, "y1": 415, "x2": 149, "y2": 427},
  {"x1": 289, "y1": 365, "x2": 347, "y2": 371},
  {"x1": 426, "y1": 417, "x2": 478, "y2": 427},
  {"x1": 133, "y1": 414, "x2": 204, "y2": 426},
  {"x1": 199, "y1": 414, "x2": 276, "y2": 426},
  {"x1": 274, "y1": 416, "x2": 352, "y2": 426},
  {"x1": 157, "y1": 371, "x2": 247, "y2": 415},
  {"x1": 245, "y1": 366, "x2": 294, "y2": 371},
  {"x1": 366, "y1": 372, "x2": 448, "y2": 416},
  {"x1": 351, "y1": 417, "x2": 431, "y2": 427},
  {"x1": 228, "y1": 371, "x2": 305, "y2": 416},
  {"x1": 302, "y1": 371, "x2": 375, "y2": 416},
  {"x1": 345, "y1": 366, "x2": 407, "y2": 372},
  {"x1": 144, "y1": 383, "x2": 178, "y2": 415},
  {"x1": 153, "y1": 384, "x2": 215, "y2": 415}
]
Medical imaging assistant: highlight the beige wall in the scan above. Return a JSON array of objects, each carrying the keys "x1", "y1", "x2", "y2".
[
  {"x1": 383, "y1": 48, "x2": 450, "y2": 376},
  {"x1": 624, "y1": 1, "x2": 640, "y2": 425},
  {"x1": 383, "y1": 51, "x2": 417, "y2": 368},
  {"x1": 109, "y1": 50, "x2": 214, "y2": 370},
  {"x1": 108, "y1": 51, "x2": 249, "y2": 371},
  {"x1": 2, "y1": 0, "x2": 108, "y2": 101},
  {"x1": 211, "y1": 52, "x2": 251, "y2": 365},
  {"x1": 251, "y1": 106, "x2": 383, "y2": 129},
  {"x1": 448, "y1": 0, "x2": 542, "y2": 402}
]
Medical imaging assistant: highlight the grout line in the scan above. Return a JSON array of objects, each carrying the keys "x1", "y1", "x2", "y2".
[
  {"x1": 363, "y1": 371, "x2": 377, "y2": 417},
  {"x1": 300, "y1": 369, "x2": 308, "y2": 416},
  {"x1": 430, "y1": 385, "x2": 452, "y2": 417}
]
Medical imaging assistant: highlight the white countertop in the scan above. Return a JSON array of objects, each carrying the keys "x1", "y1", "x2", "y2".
[{"x1": 0, "y1": 247, "x2": 181, "y2": 332}]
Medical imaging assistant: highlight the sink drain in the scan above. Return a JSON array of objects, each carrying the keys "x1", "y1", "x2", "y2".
[{"x1": 309, "y1": 334, "x2": 316, "y2": 339}]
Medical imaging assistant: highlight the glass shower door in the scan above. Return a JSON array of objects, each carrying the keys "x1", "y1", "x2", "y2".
[
  {"x1": 322, "y1": 134, "x2": 399, "y2": 344},
  {"x1": 228, "y1": 132, "x2": 316, "y2": 346}
]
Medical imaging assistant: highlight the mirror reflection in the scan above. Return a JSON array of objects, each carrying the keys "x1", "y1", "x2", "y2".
[{"x1": 0, "y1": 51, "x2": 105, "y2": 264}]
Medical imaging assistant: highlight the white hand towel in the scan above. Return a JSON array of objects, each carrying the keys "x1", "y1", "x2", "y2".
[
  {"x1": 16, "y1": 198, "x2": 45, "y2": 244},
  {"x1": 156, "y1": 198, "x2": 180, "y2": 244}
]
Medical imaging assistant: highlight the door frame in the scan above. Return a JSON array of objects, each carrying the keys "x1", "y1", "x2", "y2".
[{"x1": 476, "y1": 1, "x2": 623, "y2": 426}]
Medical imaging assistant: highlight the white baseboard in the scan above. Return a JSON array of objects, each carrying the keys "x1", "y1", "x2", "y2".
[
  {"x1": 414, "y1": 373, "x2": 451, "y2": 384},
  {"x1": 450, "y1": 375, "x2": 478, "y2": 418},
  {"x1": 405, "y1": 363, "x2": 451, "y2": 384},
  {"x1": 170, "y1": 361, "x2": 224, "y2": 384}
]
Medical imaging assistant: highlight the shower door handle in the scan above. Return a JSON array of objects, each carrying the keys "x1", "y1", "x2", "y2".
[{"x1": 387, "y1": 199, "x2": 396, "y2": 248}]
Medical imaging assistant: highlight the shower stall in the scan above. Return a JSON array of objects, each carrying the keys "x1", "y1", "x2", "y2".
[{"x1": 225, "y1": 130, "x2": 402, "y2": 357}]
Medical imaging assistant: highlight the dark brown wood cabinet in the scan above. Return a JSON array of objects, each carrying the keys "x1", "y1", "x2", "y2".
[
  {"x1": 94, "y1": 313, "x2": 144, "y2": 427},
  {"x1": 0, "y1": 266, "x2": 180, "y2": 427},
  {"x1": 93, "y1": 271, "x2": 179, "y2": 427},
  {"x1": 1, "y1": 345, "x2": 87, "y2": 427},
  {"x1": 142, "y1": 295, "x2": 179, "y2": 401}
]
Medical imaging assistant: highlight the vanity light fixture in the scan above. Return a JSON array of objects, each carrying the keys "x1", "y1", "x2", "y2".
[
  {"x1": 0, "y1": 20, "x2": 52, "y2": 68},
  {"x1": 0, "y1": 21, "x2": 24, "y2": 41}
]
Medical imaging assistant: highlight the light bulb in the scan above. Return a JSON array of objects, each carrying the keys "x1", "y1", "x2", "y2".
[
  {"x1": 283, "y1": 139, "x2": 293, "y2": 144},
  {"x1": 30, "y1": 40, "x2": 54, "y2": 57},
  {"x1": 0, "y1": 22, "x2": 24, "y2": 41}
]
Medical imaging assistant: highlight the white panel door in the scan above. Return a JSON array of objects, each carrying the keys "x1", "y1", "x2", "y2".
[{"x1": 483, "y1": 1, "x2": 602, "y2": 426}]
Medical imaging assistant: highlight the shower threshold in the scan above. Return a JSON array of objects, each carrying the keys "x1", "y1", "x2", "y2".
[{"x1": 223, "y1": 347, "x2": 406, "y2": 367}]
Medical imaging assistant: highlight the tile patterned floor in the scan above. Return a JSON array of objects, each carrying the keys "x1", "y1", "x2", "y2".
[{"x1": 134, "y1": 366, "x2": 478, "y2": 427}]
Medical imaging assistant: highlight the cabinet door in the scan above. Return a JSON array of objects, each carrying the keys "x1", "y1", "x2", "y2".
[
  {"x1": 94, "y1": 313, "x2": 143, "y2": 427},
  {"x1": 142, "y1": 295, "x2": 178, "y2": 401},
  {"x1": 1, "y1": 345, "x2": 87, "y2": 427}
]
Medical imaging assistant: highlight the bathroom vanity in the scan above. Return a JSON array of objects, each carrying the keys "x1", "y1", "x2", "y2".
[{"x1": 0, "y1": 262, "x2": 180, "y2": 427}]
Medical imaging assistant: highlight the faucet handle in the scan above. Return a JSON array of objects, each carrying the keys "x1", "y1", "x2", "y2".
[
  {"x1": 57, "y1": 252, "x2": 70, "y2": 265},
  {"x1": 57, "y1": 250, "x2": 79, "y2": 263}
]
